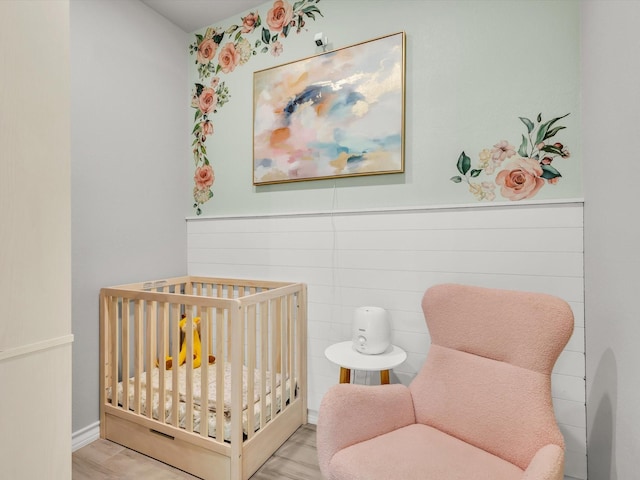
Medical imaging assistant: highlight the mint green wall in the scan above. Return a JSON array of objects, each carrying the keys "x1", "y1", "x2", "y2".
[{"x1": 188, "y1": 0, "x2": 580, "y2": 217}]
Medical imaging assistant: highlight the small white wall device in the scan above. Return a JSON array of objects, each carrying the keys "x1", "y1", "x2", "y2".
[
  {"x1": 352, "y1": 306, "x2": 390, "y2": 355},
  {"x1": 314, "y1": 32, "x2": 327, "y2": 47}
]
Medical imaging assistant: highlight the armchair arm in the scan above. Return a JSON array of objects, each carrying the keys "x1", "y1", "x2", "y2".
[
  {"x1": 521, "y1": 444, "x2": 565, "y2": 480},
  {"x1": 316, "y1": 383, "x2": 415, "y2": 476}
]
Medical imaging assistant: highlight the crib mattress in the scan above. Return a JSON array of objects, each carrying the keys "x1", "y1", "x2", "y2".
[{"x1": 107, "y1": 363, "x2": 292, "y2": 442}]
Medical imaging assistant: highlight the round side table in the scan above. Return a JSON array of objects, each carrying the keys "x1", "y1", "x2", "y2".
[{"x1": 324, "y1": 341, "x2": 407, "y2": 384}]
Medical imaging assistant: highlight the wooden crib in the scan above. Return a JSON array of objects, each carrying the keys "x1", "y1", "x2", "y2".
[{"x1": 99, "y1": 276, "x2": 307, "y2": 480}]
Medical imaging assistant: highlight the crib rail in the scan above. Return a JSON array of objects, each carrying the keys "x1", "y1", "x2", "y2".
[{"x1": 99, "y1": 276, "x2": 307, "y2": 456}]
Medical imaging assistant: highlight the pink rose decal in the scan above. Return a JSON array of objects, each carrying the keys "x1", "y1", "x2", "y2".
[
  {"x1": 267, "y1": 0, "x2": 293, "y2": 33},
  {"x1": 218, "y1": 42, "x2": 240, "y2": 74},
  {"x1": 495, "y1": 157, "x2": 545, "y2": 201},
  {"x1": 197, "y1": 39, "x2": 217, "y2": 64},
  {"x1": 241, "y1": 12, "x2": 259, "y2": 33},
  {"x1": 198, "y1": 87, "x2": 217, "y2": 114},
  {"x1": 194, "y1": 164, "x2": 215, "y2": 190}
]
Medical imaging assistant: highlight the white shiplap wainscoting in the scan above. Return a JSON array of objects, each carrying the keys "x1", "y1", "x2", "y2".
[{"x1": 186, "y1": 202, "x2": 586, "y2": 480}]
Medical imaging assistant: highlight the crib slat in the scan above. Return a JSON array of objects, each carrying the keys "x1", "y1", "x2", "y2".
[
  {"x1": 270, "y1": 299, "x2": 277, "y2": 421},
  {"x1": 121, "y1": 299, "x2": 130, "y2": 411},
  {"x1": 185, "y1": 314, "x2": 194, "y2": 432},
  {"x1": 199, "y1": 307, "x2": 210, "y2": 439},
  {"x1": 260, "y1": 301, "x2": 268, "y2": 430},
  {"x1": 279, "y1": 296, "x2": 288, "y2": 407},
  {"x1": 215, "y1": 306, "x2": 225, "y2": 442},
  {"x1": 146, "y1": 301, "x2": 156, "y2": 419},
  {"x1": 171, "y1": 303, "x2": 180, "y2": 427},
  {"x1": 226, "y1": 287, "x2": 233, "y2": 363},
  {"x1": 298, "y1": 287, "x2": 308, "y2": 420},
  {"x1": 246, "y1": 303, "x2": 256, "y2": 439},
  {"x1": 288, "y1": 294, "x2": 295, "y2": 403},
  {"x1": 275, "y1": 298, "x2": 282, "y2": 375},
  {"x1": 134, "y1": 299, "x2": 143, "y2": 415},
  {"x1": 110, "y1": 297, "x2": 119, "y2": 408},
  {"x1": 158, "y1": 302, "x2": 167, "y2": 423},
  {"x1": 230, "y1": 301, "x2": 244, "y2": 460}
]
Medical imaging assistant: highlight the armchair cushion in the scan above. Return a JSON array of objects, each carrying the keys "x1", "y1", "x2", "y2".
[
  {"x1": 328, "y1": 424, "x2": 524, "y2": 480},
  {"x1": 317, "y1": 383, "x2": 415, "y2": 476},
  {"x1": 410, "y1": 344, "x2": 563, "y2": 469}
]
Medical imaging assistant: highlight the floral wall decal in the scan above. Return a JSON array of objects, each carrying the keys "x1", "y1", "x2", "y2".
[
  {"x1": 189, "y1": 0, "x2": 323, "y2": 215},
  {"x1": 451, "y1": 113, "x2": 571, "y2": 202}
]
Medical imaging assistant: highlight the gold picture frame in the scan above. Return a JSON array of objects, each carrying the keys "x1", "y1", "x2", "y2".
[{"x1": 253, "y1": 32, "x2": 406, "y2": 185}]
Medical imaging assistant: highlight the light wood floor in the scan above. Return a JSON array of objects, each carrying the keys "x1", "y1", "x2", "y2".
[{"x1": 72, "y1": 424, "x2": 322, "y2": 480}]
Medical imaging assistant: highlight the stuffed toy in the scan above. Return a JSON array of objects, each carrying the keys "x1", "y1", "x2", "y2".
[{"x1": 165, "y1": 315, "x2": 215, "y2": 369}]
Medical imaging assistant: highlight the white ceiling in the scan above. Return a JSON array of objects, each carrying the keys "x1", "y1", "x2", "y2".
[{"x1": 141, "y1": 0, "x2": 265, "y2": 33}]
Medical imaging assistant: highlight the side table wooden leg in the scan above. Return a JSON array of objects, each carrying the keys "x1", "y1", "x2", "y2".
[
  {"x1": 380, "y1": 370, "x2": 390, "y2": 385},
  {"x1": 339, "y1": 367, "x2": 351, "y2": 383}
]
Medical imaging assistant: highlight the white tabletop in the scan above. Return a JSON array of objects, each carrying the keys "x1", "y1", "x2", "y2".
[{"x1": 324, "y1": 341, "x2": 407, "y2": 371}]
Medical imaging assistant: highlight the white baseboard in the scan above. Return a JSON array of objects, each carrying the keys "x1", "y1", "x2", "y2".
[
  {"x1": 72, "y1": 421, "x2": 100, "y2": 452},
  {"x1": 307, "y1": 409, "x2": 318, "y2": 425}
]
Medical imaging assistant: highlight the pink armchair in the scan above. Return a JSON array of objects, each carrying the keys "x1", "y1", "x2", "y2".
[{"x1": 317, "y1": 284, "x2": 574, "y2": 480}]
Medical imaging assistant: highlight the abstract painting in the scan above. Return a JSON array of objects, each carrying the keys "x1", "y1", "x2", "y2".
[{"x1": 253, "y1": 32, "x2": 405, "y2": 185}]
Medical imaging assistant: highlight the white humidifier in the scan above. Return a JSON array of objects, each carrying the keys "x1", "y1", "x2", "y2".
[{"x1": 352, "y1": 306, "x2": 390, "y2": 355}]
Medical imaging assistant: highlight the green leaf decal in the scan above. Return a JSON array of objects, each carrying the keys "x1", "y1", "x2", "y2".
[
  {"x1": 293, "y1": 0, "x2": 304, "y2": 9},
  {"x1": 235, "y1": 30, "x2": 242, "y2": 41},
  {"x1": 536, "y1": 113, "x2": 569, "y2": 145},
  {"x1": 450, "y1": 176, "x2": 463, "y2": 183},
  {"x1": 261, "y1": 46, "x2": 269, "y2": 53},
  {"x1": 303, "y1": 5, "x2": 323, "y2": 16},
  {"x1": 226, "y1": 25, "x2": 239, "y2": 35},
  {"x1": 541, "y1": 145, "x2": 564, "y2": 155},
  {"x1": 540, "y1": 164, "x2": 562, "y2": 179},
  {"x1": 261, "y1": 27, "x2": 271, "y2": 45},
  {"x1": 519, "y1": 117, "x2": 534, "y2": 134},
  {"x1": 457, "y1": 151, "x2": 471, "y2": 175},
  {"x1": 544, "y1": 125, "x2": 566, "y2": 140},
  {"x1": 282, "y1": 24, "x2": 290, "y2": 37},
  {"x1": 194, "y1": 109, "x2": 202, "y2": 122},
  {"x1": 470, "y1": 169, "x2": 482, "y2": 177},
  {"x1": 212, "y1": 33, "x2": 224, "y2": 44},
  {"x1": 518, "y1": 134, "x2": 529, "y2": 157},
  {"x1": 537, "y1": 113, "x2": 542, "y2": 123}
]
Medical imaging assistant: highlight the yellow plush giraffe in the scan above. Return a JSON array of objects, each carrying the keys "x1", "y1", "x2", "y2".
[{"x1": 165, "y1": 315, "x2": 215, "y2": 369}]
